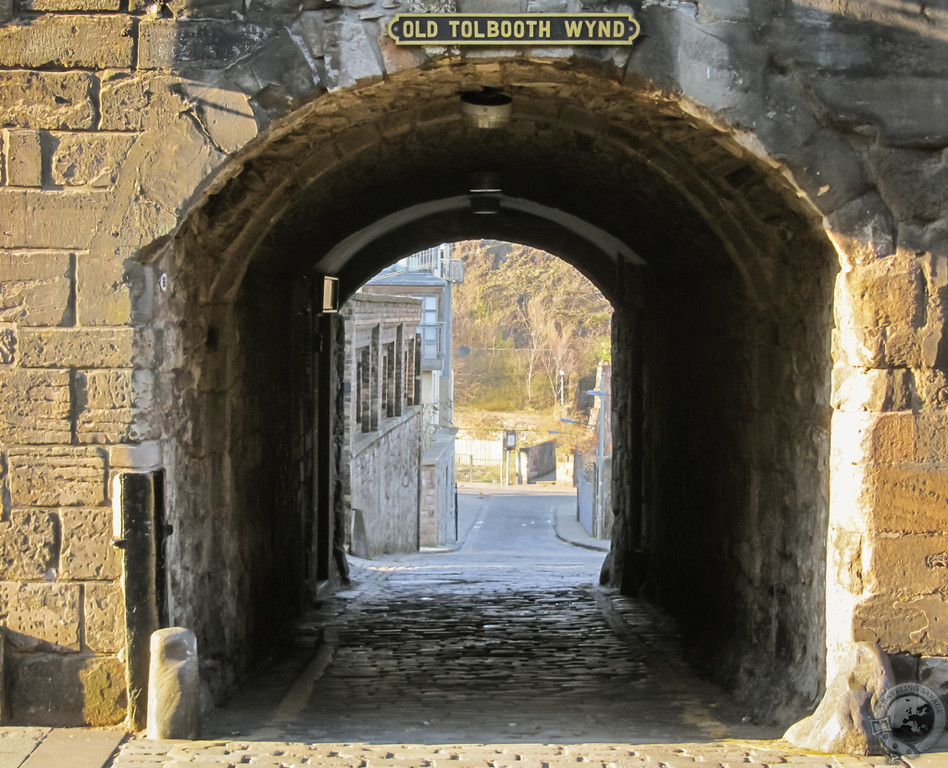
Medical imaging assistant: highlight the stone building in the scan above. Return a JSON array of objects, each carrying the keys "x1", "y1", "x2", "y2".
[
  {"x1": 362, "y1": 244, "x2": 461, "y2": 547},
  {"x1": 0, "y1": 0, "x2": 945, "y2": 751},
  {"x1": 340, "y1": 292, "x2": 424, "y2": 559}
]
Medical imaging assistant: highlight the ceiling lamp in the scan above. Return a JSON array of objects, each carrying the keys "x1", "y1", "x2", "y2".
[{"x1": 461, "y1": 89, "x2": 512, "y2": 129}]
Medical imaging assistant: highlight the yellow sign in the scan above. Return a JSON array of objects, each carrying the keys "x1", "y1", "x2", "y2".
[{"x1": 387, "y1": 13, "x2": 641, "y2": 46}]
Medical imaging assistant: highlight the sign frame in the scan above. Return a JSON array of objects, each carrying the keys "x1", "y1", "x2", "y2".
[{"x1": 387, "y1": 13, "x2": 641, "y2": 47}]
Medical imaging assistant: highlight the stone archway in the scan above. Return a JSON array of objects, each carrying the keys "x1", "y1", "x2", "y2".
[{"x1": 147, "y1": 60, "x2": 838, "y2": 724}]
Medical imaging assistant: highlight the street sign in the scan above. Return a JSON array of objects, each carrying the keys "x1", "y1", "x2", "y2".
[{"x1": 387, "y1": 13, "x2": 641, "y2": 46}]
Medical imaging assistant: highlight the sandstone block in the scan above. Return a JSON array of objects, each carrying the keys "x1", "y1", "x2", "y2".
[
  {"x1": 865, "y1": 465, "x2": 948, "y2": 534},
  {"x1": 0, "y1": 70, "x2": 96, "y2": 130},
  {"x1": 138, "y1": 18, "x2": 176, "y2": 70},
  {"x1": 85, "y1": 582, "x2": 125, "y2": 653},
  {"x1": 854, "y1": 595, "x2": 948, "y2": 657},
  {"x1": 100, "y1": 74, "x2": 155, "y2": 132},
  {"x1": 0, "y1": 16, "x2": 134, "y2": 70},
  {"x1": 0, "y1": 189, "x2": 110, "y2": 249},
  {"x1": 7, "y1": 446, "x2": 107, "y2": 507},
  {"x1": 0, "y1": 368, "x2": 71, "y2": 443},
  {"x1": 0, "y1": 581, "x2": 80, "y2": 652},
  {"x1": 0, "y1": 510, "x2": 58, "y2": 580},
  {"x1": 22, "y1": 0, "x2": 120, "y2": 9},
  {"x1": 7, "y1": 653, "x2": 127, "y2": 726},
  {"x1": 50, "y1": 132, "x2": 136, "y2": 188},
  {"x1": 178, "y1": 83, "x2": 258, "y2": 155},
  {"x1": 75, "y1": 254, "x2": 134, "y2": 326},
  {"x1": 0, "y1": 250, "x2": 72, "y2": 326},
  {"x1": 5, "y1": 130, "x2": 42, "y2": 187},
  {"x1": 171, "y1": 19, "x2": 271, "y2": 69},
  {"x1": 60, "y1": 507, "x2": 120, "y2": 580},
  {"x1": 837, "y1": 255, "x2": 924, "y2": 367},
  {"x1": 825, "y1": 192, "x2": 896, "y2": 267},
  {"x1": 831, "y1": 364, "x2": 915, "y2": 413},
  {"x1": 17, "y1": 327, "x2": 134, "y2": 368},
  {"x1": 866, "y1": 534, "x2": 948, "y2": 597},
  {"x1": 76, "y1": 368, "x2": 156, "y2": 443},
  {"x1": 865, "y1": 412, "x2": 917, "y2": 465}
]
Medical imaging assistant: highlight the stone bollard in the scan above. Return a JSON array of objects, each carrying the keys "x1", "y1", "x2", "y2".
[{"x1": 147, "y1": 627, "x2": 200, "y2": 740}]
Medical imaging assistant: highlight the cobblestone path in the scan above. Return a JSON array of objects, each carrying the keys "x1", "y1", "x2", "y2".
[{"x1": 108, "y1": 488, "x2": 893, "y2": 767}]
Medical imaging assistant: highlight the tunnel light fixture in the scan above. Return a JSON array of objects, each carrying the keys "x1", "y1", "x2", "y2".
[
  {"x1": 469, "y1": 171, "x2": 502, "y2": 193},
  {"x1": 460, "y1": 88, "x2": 512, "y2": 129}
]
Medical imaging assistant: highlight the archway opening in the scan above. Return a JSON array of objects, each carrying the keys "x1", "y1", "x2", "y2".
[{"x1": 157, "y1": 64, "x2": 836, "y2": 726}]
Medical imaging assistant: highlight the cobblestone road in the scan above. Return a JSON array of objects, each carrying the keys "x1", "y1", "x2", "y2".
[{"x1": 108, "y1": 487, "x2": 893, "y2": 768}]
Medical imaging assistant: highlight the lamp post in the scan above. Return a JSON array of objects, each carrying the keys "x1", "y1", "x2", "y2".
[{"x1": 586, "y1": 389, "x2": 609, "y2": 539}]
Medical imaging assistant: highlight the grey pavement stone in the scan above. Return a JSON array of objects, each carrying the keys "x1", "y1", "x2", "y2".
[{"x1": 104, "y1": 489, "x2": 897, "y2": 768}]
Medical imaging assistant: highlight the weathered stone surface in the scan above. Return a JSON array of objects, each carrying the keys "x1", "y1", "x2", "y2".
[
  {"x1": 50, "y1": 132, "x2": 136, "y2": 188},
  {"x1": 0, "y1": 70, "x2": 96, "y2": 130},
  {"x1": 321, "y1": 18, "x2": 385, "y2": 90},
  {"x1": 0, "y1": 582, "x2": 80, "y2": 652},
  {"x1": 75, "y1": 254, "x2": 133, "y2": 326},
  {"x1": 836, "y1": 255, "x2": 924, "y2": 367},
  {"x1": 919, "y1": 657, "x2": 948, "y2": 704},
  {"x1": 223, "y1": 26, "x2": 321, "y2": 104},
  {"x1": 7, "y1": 653, "x2": 127, "y2": 726},
  {"x1": 0, "y1": 250, "x2": 72, "y2": 326},
  {"x1": 0, "y1": 189, "x2": 110, "y2": 249},
  {"x1": 166, "y1": 19, "x2": 274, "y2": 69},
  {"x1": 866, "y1": 534, "x2": 948, "y2": 597},
  {"x1": 17, "y1": 327, "x2": 134, "y2": 368},
  {"x1": 99, "y1": 75, "x2": 155, "y2": 132},
  {"x1": 178, "y1": 83, "x2": 259, "y2": 155},
  {"x1": 5, "y1": 130, "x2": 42, "y2": 187},
  {"x1": 76, "y1": 368, "x2": 156, "y2": 443},
  {"x1": 7, "y1": 446, "x2": 107, "y2": 507},
  {"x1": 138, "y1": 18, "x2": 176, "y2": 71},
  {"x1": 22, "y1": 0, "x2": 120, "y2": 8},
  {"x1": 0, "y1": 510, "x2": 58, "y2": 580},
  {"x1": 825, "y1": 193, "x2": 897, "y2": 267},
  {"x1": 866, "y1": 466, "x2": 948, "y2": 534},
  {"x1": 85, "y1": 582, "x2": 124, "y2": 653},
  {"x1": 60, "y1": 507, "x2": 120, "y2": 580},
  {"x1": 0, "y1": 368, "x2": 71, "y2": 443},
  {"x1": 869, "y1": 148, "x2": 948, "y2": 224},
  {"x1": 0, "y1": 323, "x2": 15, "y2": 364},
  {"x1": 0, "y1": 16, "x2": 134, "y2": 70},
  {"x1": 831, "y1": 365, "x2": 916, "y2": 413},
  {"x1": 854, "y1": 595, "x2": 948, "y2": 657},
  {"x1": 109, "y1": 440, "x2": 162, "y2": 470},
  {"x1": 784, "y1": 641, "x2": 892, "y2": 755},
  {"x1": 147, "y1": 627, "x2": 200, "y2": 740},
  {"x1": 810, "y1": 75, "x2": 948, "y2": 147}
]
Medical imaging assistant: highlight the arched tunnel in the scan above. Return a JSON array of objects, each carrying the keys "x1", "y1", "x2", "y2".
[{"x1": 155, "y1": 61, "x2": 837, "y2": 726}]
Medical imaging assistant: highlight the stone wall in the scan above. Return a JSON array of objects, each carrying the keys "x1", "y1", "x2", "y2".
[
  {"x1": 342, "y1": 294, "x2": 423, "y2": 559},
  {"x1": 0, "y1": 0, "x2": 946, "y2": 733},
  {"x1": 420, "y1": 430, "x2": 457, "y2": 547}
]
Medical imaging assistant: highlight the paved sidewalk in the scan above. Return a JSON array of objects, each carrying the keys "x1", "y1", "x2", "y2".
[{"x1": 0, "y1": 726, "x2": 126, "y2": 768}]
